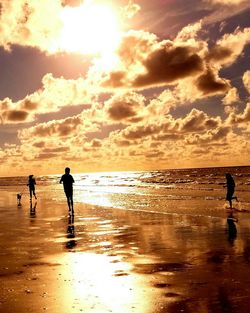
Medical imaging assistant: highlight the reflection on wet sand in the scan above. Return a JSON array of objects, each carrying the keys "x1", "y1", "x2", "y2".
[
  {"x1": 65, "y1": 215, "x2": 77, "y2": 249},
  {"x1": 1, "y1": 194, "x2": 250, "y2": 312},
  {"x1": 227, "y1": 210, "x2": 238, "y2": 245},
  {"x1": 29, "y1": 200, "x2": 37, "y2": 218}
]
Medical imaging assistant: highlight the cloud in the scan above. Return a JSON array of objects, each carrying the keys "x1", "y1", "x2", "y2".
[
  {"x1": 98, "y1": 24, "x2": 249, "y2": 101},
  {"x1": 243, "y1": 70, "x2": 250, "y2": 93},
  {"x1": 133, "y1": 46, "x2": 204, "y2": 88},
  {"x1": 185, "y1": 126, "x2": 231, "y2": 145},
  {"x1": 206, "y1": 0, "x2": 248, "y2": 5},
  {"x1": 222, "y1": 87, "x2": 240, "y2": 113},
  {"x1": 177, "y1": 109, "x2": 221, "y2": 132},
  {"x1": 110, "y1": 108, "x2": 222, "y2": 146},
  {"x1": 1, "y1": 109, "x2": 30, "y2": 123},
  {"x1": 104, "y1": 91, "x2": 146, "y2": 122},
  {"x1": 0, "y1": 0, "x2": 63, "y2": 52},
  {"x1": 146, "y1": 90, "x2": 177, "y2": 117},
  {"x1": 0, "y1": 73, "x2": 95, "y2": 124},
  {"x1": 0, "y1": 98, "x2": 33, "y2": 124},
  {"x1": 121, "y1": 0, "x2": 141, "y2": 19},
  {"x1": 203, "y1": 1, "x2": 250, "y2": 25},
  {"x1": 227, "y1": 102, "x2": 250, "y2": 125},
  {"x1": 206, "y1": 27, "x2": 250, "y2": 67},
  {"x1": 196, "y1": 68, "x2": 230, "y2": 95},
  {"x1": 100, "y1": 30, "x2": 205, "y2": 90},
  {"x1": 18, "y1": 115, "x2": 82, "y2": 139}
]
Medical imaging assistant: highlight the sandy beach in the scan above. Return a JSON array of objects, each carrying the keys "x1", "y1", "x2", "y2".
[{"x1": 1, "y1": 187, "x2": 250, "y2": 313}]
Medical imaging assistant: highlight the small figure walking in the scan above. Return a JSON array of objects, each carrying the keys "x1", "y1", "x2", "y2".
[
  {"x1": 17, "y1": 193, "x2": 22, "y2": 206},
  {"x1": 27, "y1": 175, "x2": 37, "y2": 201},
  {"x1": 225, "y1": 173, "x2": 238, "y2": 209},
  {"x1": 60, "y1": 167, "x2": 75, "y2": 215}
]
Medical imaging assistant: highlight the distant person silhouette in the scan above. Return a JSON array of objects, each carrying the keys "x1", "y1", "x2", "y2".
[
  {"x1": 60, "y1": 167, "x2": 75, "y2": 214},
  {"x1": 227, "y1": 211, "x2": 238, "y2": 244},
  {"x1": 27, "y1": 175, "x2": 37, "y2": 201},
  {"x1": 225, "y1": 173, "x2": 238, "y2": 208}
]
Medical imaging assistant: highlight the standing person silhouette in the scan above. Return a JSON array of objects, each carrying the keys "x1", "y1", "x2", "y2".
[
  {"x1": 60, "y1": 167, "x2": 75, "y2": 215},
  {"x1": 225, "y1": 173, "x2": 238, "y2": 209},
  {"x1": 27, "y1": 175, "x2": 37, "y2": 201}
]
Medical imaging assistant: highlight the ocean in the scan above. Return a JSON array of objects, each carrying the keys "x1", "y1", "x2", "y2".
[{"x1": 0, "y1": 166, "x2": 249, "y2": 218}]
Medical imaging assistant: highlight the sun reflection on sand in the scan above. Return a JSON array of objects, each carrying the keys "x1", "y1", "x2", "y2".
[{"x1": 59, "y1": 252, "x2": 157, "y2": 313}]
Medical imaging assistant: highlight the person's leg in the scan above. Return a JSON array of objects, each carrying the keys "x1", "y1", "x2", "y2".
[
  {"x1": 29, "y1": 188, "x2": 32, "y2": 200},
  {"x1": 70, "y1": 196, "x2": 74, "y2": 214},
  {"x1": 232, "y1": 196, "x2": 238, "y2": 202},
  {"x1": 66, "y1": 196, "x2": 71, "y2": 212},
  {"x1": 33, "y1": 189, "x2": 37, "y2": 199}
]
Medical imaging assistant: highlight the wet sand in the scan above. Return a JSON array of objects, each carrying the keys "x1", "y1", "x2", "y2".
[{"x1": 1, "y1": 190, "x2": 250, "y2": 313}]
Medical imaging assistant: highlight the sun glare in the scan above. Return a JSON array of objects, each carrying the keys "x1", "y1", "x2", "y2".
[{"x1": 57, "y1": 2, "x2": 121, "y2": 56}]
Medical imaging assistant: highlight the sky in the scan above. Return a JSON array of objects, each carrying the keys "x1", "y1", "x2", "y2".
[{"x1": 0, "y1": 0, "x2": 250, "y2": 176}]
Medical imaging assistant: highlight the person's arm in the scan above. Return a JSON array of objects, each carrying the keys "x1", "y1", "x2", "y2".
[
  {"x1": 72, "y1": 176, "x2": 75, "y2": 183},
  {"x1": 59, "y1": 176, "x2": 63, "y2": 184}
]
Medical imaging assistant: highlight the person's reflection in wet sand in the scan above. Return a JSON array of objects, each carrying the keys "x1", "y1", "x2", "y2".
[
  {"x1": 227, "y1": 211, "x2": 238, "y2": 245},
  {"x1": 66, "y1": 214, "x2": 77, "y2": 249},
  {"x1": 30, "y1": 200, "x2": 37, "y2": 218}
]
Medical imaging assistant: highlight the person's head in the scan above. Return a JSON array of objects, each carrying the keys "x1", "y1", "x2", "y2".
[
  {"x1": 29, "y1": 175, "x2": 33, "y2": 179},
  {"x1": 226, "y1": 173, "x2": 231, "y2": 179},
  {"x1": 65, "y1": 167, "x2": 70, "y2": 174}
]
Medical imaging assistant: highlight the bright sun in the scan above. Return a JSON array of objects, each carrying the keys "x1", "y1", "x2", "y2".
[{"x1": 57, "y1": 2, "x2": 121, "y2": 56}]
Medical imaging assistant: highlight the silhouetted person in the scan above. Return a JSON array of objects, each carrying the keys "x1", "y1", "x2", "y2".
[
  {"x1": 227, "y1": 211, "x2": 238, "y2": 244},
  {"x1": 60, "y1": 167, "x2": 75, "y2": 214},
  {"x1": 225, "y1": 173, "x2": 238, "y2": 208},
  {"x1": 27, "y1": 175, "x2": 37, "y2": 201}
]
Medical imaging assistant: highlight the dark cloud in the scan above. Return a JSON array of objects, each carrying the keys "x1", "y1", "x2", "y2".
[
  {"x1": 3, "y1": 110, "x2": 29, "y2": 122},
  {"x1": 21, "y1": 99, "x2": 38, "y2": 111},
  {"x1": 196, "y1": 69, "x2": 230, "y2": 94},
  {"x1": 102, "y1": 46, "x2": 204, "y2": 89},
  {"x1": 116, "y1": 139, "x2": 131, "y2": 147},
  {"x1": 107, "y1": 100, "x2": 138, "y2": 121},
  {"x1": 61, "y1": 0, "x2": 80, "y2": 7},
  {"x1": 33, "y1": 141, "x2": 45, "y2": 148},
  {"x1": 105, "y1": 92, "x2": 145, "y2": 122},
  {"x1": 145, "y1": 150, "x2": 165, "y2": 158},
  {"x1": 152, "y1": 133, "x2": 183, "y2": 141},
  {"x1": 101, "y1": 32, "x2": 204, "y2": 89},
  {"x1": 91, "y1": 139, "x2": 102, "y2": 148},
  {"x1": 134, "y1": 46, "x2": 204, "y2": 88},
  {"x1": 43, "y1": 147, "x2": 69, "y2": 153},
  {"x1": 206, "y1": 46, "x2": 232, "y2": 62},
  {"x1": 36, "y1": 153, "x2": 58, "y2": 159}
]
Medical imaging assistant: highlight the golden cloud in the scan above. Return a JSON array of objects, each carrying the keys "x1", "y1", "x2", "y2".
[
  {"x1": 104, "y1": 91, "x2": 146, "y2": 122},
  {"x1": 243, "y1": 71, "x2": 250, "y2": 93},
  {"x1": 0, "y1": 0, "x2": 63, "y2": 52},
  {"x1": 0, "y1": 73, "x2": 95, "y2": 124}
]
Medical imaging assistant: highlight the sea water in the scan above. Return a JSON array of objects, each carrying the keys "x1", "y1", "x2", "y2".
[{"x1": 0, "y1": 166, "x2": 249, "y2": 219}]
